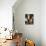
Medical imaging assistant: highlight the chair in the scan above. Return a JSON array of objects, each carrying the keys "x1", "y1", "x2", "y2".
[{"x1": 25, "y1": 40, "x2": 35, "y2": 46}]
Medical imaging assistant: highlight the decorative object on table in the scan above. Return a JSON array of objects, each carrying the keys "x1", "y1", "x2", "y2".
[
  {"x1": 14, "y1": 33, "x2": 23, "y2": 46},
  {"x1": 6, "y1": 29, "x2": 13, "y2": 40},
  {"x1": 0, "y1": 27, "x2": 6, "y2": 39},
  {"x1": 25, "y1": 40, "x2": 35, "y2": 46},
  {"x1": 4, "y1": 28, "x2": 7, "y2": 31},
  {"x1": 0, "y1": 27, "x2": 7, "y2": 45},
  {"x1": 25, "y1": 14, "x2": 34, "y2": 24}
]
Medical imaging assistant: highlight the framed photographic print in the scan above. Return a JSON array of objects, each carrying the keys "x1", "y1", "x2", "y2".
[{"x1": 25, "y1": 14, "x2": 34, "y2": 25}]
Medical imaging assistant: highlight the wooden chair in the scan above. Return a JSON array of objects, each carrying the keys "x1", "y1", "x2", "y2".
[{"x1": 25, "y1": 40, "x2": 35, "y2": 46}]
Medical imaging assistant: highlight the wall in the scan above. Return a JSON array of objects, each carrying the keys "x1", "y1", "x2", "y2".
[
  {"x1": 13, "y1": 0, "x2": 41, "y2": 46},
  {"x1": 0, "y1": 0, "x2": 16, "y2": 30},
  {"x1": 41, "y1": 0, "x2": 46, "y2": 46}
]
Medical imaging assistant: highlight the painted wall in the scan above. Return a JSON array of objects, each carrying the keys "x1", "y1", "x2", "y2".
[
  {"x1": 13, "y1": 0, "x2": 41, "y2": 46},
  {"x1": 0, "y1": 0, "x2": 16, "y2": 30},
  {"x1": 41, "y1": 0, "x2": 46, "y2": 46}
]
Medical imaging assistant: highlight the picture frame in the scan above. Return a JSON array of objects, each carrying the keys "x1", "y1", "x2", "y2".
[{"x1": 25, "y1": 14, "x2": 34, "y2": 25}]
